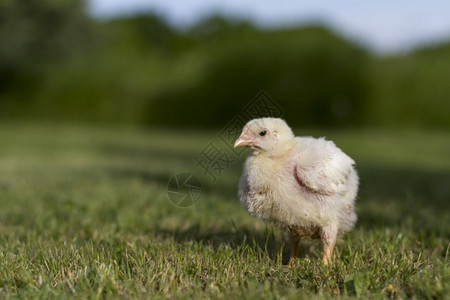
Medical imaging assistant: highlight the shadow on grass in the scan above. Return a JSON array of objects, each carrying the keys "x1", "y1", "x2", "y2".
[
  {"x1": 98, "y1": 143, "x2": 197, "y2": 162},
  {"x1": 104, "y1": 167, "x2": 172, "y2": 186},
  {"x1": 107, "y1": 160, "x2": 450, "y2": 217},
  {"x1": 97, "y1": 140, "x2": 450, "y2": 210},
  {"x1": 100, "y1": 156, "x2": 450, "y2": 261},
  {"x1": 152, "y1": 222, "x2": 302, "y2": 264},
  {"x1": 356, "y1": 164, "x2": 450, "y2": 235},
  {"x1": 358, "y1": 164, "x2": 450, "y2": 208},
  {"x1": 97, "y1": 142, "x2": 244, "y2": 198}
]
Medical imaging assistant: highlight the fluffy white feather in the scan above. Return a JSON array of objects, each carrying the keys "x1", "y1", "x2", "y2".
[{"x1": 235, "y1": 118, "x2": 359, "y2": 265}]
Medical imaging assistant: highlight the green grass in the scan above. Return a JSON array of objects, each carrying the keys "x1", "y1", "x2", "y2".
[{"x1": 0, "y1": 123, "x2": 449, "y2": 299}]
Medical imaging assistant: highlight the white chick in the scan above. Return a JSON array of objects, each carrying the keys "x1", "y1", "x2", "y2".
[{"x1": 234, "y1": 118, "x2": 358, "y2": 265}]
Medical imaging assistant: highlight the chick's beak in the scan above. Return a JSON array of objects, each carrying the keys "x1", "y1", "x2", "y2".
[
  {"x1": 234, "y1": 132, "x2": 256, "y2": 148},
  {"x1": 234, "y1": 135, "x2": 248, "y2": 148}
]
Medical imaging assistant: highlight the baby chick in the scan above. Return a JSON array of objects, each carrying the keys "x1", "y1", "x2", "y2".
[{"x1": 235, "y1": 118, "x2": 358, "y2": 265}]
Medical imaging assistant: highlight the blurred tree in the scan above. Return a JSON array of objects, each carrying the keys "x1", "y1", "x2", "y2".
[
  {"x1": 188, "y1": 15, "x2": 256, "y2": 43},
  {"x1": 103, "y1": 13, "x2": 181, "y2": 54},
  {"x1": 0, "y1": 7, "x2": 449, "y2": 129},
  {"x1": 367, "y1": 42, "x2": 450, "y2": 128},
  {"x1": 0, "y1": 0, "x2": 93, "y2": 89},
  {"x1": 148, "y1": 25, "x2": 370, "y2": 128}
]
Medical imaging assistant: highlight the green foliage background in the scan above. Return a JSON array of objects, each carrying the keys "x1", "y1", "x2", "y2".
[{"x1": 1, "y1": 0, "x2": 449, "y2": 128}]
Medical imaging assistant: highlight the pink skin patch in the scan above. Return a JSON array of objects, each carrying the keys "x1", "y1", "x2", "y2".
[
  {"x1": 293, "y1": 165, "x2": 306, "y2": 188},
  {"x1": 273, "y1": 131, "x2": 279, "y2": 146}
]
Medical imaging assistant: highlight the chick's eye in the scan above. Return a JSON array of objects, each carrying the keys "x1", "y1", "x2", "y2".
[{"x1": 259, "y1": 130, "x2": 267, "y2": 136}]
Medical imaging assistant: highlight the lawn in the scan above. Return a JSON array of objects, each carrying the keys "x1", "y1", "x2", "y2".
[{"x1": 0, "y1": 123, "x2": 449, "y2": 299}]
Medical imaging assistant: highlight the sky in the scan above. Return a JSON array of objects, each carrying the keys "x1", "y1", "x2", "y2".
[{"x1": 88, "y1": 0, "x2": 450, "y2": 53}]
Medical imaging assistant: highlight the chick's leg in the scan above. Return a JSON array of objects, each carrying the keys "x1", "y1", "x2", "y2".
[
  {"x1": 321, "y1": 227, "x2": 337, "y2": 266},
  {"x1": 322, "y1": 239, "x2": 336, "y2": 266},
  {"x1": 287, "y1": 232, "x2": 300, "y2": 267}
]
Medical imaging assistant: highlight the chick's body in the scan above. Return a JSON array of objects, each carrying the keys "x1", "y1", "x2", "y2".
[{"x1": 235, "y1": 118, "x2": 358, "y2": 265}]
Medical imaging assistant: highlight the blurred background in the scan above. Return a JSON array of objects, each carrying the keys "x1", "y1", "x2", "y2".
[{"x1": 1, "y1": 0, "x2": 449, "y2": 128}]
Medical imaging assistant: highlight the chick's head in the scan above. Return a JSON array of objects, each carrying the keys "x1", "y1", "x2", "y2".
[{"x1": 234, "y1": 118, "x2": 294, "y2": 155}]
